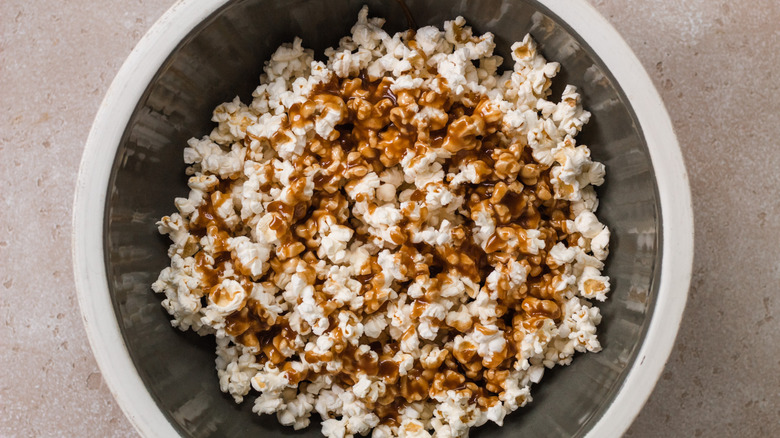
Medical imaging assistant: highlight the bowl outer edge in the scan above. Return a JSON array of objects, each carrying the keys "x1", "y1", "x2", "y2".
[
  {"x1": 72, "y1": 1, "x2": 228, "y2": 437},
  {"x1": 538, "y1": 1, "x2": 694, "y2": 436},
  {"x1": 72, "y1": 0, "x2": 695, "y2": 437}
]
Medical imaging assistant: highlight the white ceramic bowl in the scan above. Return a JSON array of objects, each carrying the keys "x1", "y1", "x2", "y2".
[{"x1": 73, "y1": 0, "x2": 693, "y2": 436}]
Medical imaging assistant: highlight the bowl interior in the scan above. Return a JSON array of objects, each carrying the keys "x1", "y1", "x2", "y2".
[{"x1": 104, "y1": 0, "x2": 660, "y2": 436}]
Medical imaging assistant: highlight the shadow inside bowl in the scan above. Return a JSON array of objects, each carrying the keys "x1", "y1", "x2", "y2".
[{"x1": 104, "y1": 0, "x2": 661, "y2": 436}]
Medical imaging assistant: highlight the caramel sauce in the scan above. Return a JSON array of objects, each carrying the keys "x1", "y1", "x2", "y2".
[
  {"x1": 268, "y1": 214, "x2": 285, "y2": 232},
  {"x1": 375, "y1": 399, "x2": 405, "y2": 425},
  {"x1": 180, "y1": 48, "x2": 586, "y2": 420},
  {"x1": 400, "y1": 368, "x2": 429, "y2": 402},
  {"x1": 267, "y1": 200, "x2": 293, "y2": 217},
  {"x1": 468, "y1": 387, "x2": 485, "y2": 405},
  {"x1": 441, "y1": 370, "x2": 466, "y2": 391},
  {"x1": 378, "y1": 359, "x2": 399, "y2": 380},
  {"x1": 355, "y1": 273, "x2": 374, "y2": 284},
  {"x1": 357, "y1": 349, "x2": 380, "y2": 376},
  {"x1": 484, "y1": 233, "x2": 506, "y2": 254},
  {"x1": 226, "y1": 307, "x2": 266, "y2": 337},
  {"x1": 410, "y1": 299, "x2": 428, "y2": 319},
  {"x1": 190, "y1": 195, "x2": 235, "y2": 290},
  {"x1": 313, "y1": 172, "x2": 332, "y2": 188}
]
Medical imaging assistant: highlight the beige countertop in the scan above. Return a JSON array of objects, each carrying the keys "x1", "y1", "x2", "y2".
[{"x1": 1, "y1": 0, "x2": 778, "y2": 436}]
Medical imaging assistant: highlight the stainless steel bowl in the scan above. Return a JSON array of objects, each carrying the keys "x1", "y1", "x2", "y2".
[{"x1": 73, "y1": 0, "x2": 693, "y2": 437}]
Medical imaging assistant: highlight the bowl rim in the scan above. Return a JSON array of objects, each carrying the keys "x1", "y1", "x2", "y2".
[{"x1": 72, "y1": 0, "x2": 693, "y2": 436}]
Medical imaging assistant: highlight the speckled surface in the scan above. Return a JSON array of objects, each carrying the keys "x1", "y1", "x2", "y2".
[{"x1": 0, "y1": 0, "x2": 777, "y2": 436}]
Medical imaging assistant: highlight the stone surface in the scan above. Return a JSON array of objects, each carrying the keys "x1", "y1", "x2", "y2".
[{"x1": 0, "y1": 0, "x2": 777, "y2": 436}]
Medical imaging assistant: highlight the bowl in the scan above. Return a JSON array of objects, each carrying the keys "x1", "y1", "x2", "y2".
[{"x1": 72, "y1": 0, "x2": 693, "y2": 436}]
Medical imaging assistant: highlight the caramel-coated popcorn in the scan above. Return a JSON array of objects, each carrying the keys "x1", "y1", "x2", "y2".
[{"x1": 152, "y1": 7, "x2": 610, "y2": 438}]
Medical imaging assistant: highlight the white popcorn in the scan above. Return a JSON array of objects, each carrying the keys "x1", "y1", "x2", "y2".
[
  {"x1": 363, "y1": 313, "x2": 389, "y2": 339},
  {"x1": 573, "y1": 210, "x2": 604, "y2": 238},
  {"x1": 210, "y1": 96, "x2": 259, "y2": 144},
  {"x1": 391, "y1": 74, "x2": 425, "y2": 92},
  {"x1": 153, "y1": 7, "x2": 610, "y2": 438},
  {"x1": 376, "y1": 183, "x2": 397, "y2": 202},
  {"x1": 184, "y1": 137, "x2": 245, "y2": 178},
  {"x1": 254, "y1": 213, "x2": 282, "y2": 245},
  {"x1": 322, "y1": 418, "x2": 348, "y2": 438},
  {"x1": 591, "y1": 227, "x2": 611, "y2": 261},
  {"x1": 229, "y1": 236, "x2": 272, "y2": 278},
  {"x1": 472, "y1": 210, "x2": 496, "y2": 246},
  {"x1": 499, "y1": 373, "x2": 532, "y2": 411},
  {"x1": 464, "y1": 324, "x2": 506, "y2": 363},
  {"x1": 322, "y1": 265, "x2": 364, "y2": 311},
  {"x1": 152, "y1": 255, "x2": 205, "y2": 332},
  {"x1": 549, "y1": 242, "x2": 576, "y2": 266},
  {"x1": 401, "y1": 149, "x2": 445, "y2": 189},
  {"x1": 156, "y1": 213, "x2": 193, "y2": 257},
  {"x1": 251, "y1": 362, "x2": 291, "y2": 394},
  {"x1": 216, "y1": 339, "x2": 262, "y2": 403},
  {"x1": 561, "y1": 297, "x2": 603, "y2": 352},
  {"x1": 378, "y1": 249, "x2": 409, "y2": 282},
  {"x1": 317, "y1": 215, "x2": 354, "y2": 264},
  {"x1": 278, "y1": 392, "x2": 314, "y2": 429},
  {"x1": 411, "y1": 219, "x2": 453, "y2": 246},
  {"x1": 294, "y1": 277, "x2": 329, "y2": 336},
  {"x1": 249, "y1": 282, "x2": 284, "y2": 324},
  {"x1": 207, "y1": 279, "x2": 246, "y2": 314},
  {"x1": 346, "y1": 172, "x2": 382, "y2": 200},
  {"x1": 578, "y1": 266, "x2": 611, "y2": 302},
  {"x1": 553, "y1": 85, "x2": 591, "y2": 136}
]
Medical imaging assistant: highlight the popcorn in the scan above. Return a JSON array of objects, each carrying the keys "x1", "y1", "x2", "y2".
[
  {"x1": 183, "y1": 137, "x2": 244, "y2": 178},
  {"x1": 208, "y1": 279, "x2": 247, "y2": 314},
  {"x1": 153, "y1": 7, "x2": 610, "y2": 438}
]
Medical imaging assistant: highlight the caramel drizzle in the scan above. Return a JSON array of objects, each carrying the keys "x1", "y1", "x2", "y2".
[{"x1": 188, "y1": 59, "x2": 578, "y2": 422}]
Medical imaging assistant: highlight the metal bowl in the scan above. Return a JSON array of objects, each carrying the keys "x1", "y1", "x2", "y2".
[{"x1": 73, "y1": 0, "x2": 693, "y2": 436}]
